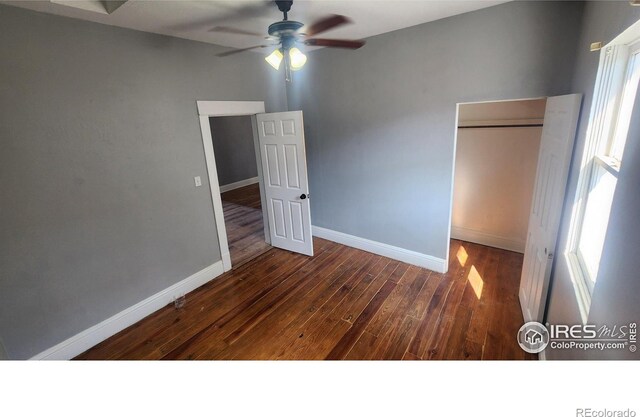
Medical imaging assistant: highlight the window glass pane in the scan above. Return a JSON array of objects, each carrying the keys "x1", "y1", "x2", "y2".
[
  {"x1": 577, "y1": 164, "x2": 618, "y2": 284},
  {"x1": 610, "y1": 49, "x2": 640, "y2": 161}
]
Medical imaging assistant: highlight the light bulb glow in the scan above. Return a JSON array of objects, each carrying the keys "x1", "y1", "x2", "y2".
[
  {"x1": 265, "y1": 49, "x2": 283, "y2": 70},
  {"x1": 289, "y1": 47, "x2": 307, "y2": 70}
]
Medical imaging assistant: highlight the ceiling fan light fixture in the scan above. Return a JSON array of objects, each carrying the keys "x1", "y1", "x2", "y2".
[
  {"x1": 265, "y1": 49, "x2": 283, "y2": 70},
  {"x1": 289, "y1": 47, "x2": 307, "y2": 70}
]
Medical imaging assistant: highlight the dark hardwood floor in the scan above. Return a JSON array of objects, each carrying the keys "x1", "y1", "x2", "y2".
[
  {"x1": 221, "y1": 183, "x2": 270, "y2": 268},
  {"x1": 76, "y1": 237, "x2": 534, "y2": 360},
  {"x1": 221, "y1": 183, "x2": 262, "y2": 209}
]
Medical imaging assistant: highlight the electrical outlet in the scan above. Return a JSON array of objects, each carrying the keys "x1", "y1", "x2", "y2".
[{"x1": 194, "y1": 176, "x2": 202, "y2": 187}]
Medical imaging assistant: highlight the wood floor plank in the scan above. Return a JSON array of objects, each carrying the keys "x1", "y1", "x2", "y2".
[
  {"x1": 168, "y1": 245, "x2": 352, "y2": 359},
  {"x1": 407, "y1": 239, "x2": 467, "y2": 360},
  {"x1": 325, "y1": 279, "x2": 397, "y2": 360},
  {"x1": 421, "y1": 276, "x2": 469, "y2": 360},
  {"x1": 380, "y1": 315, "x2": 420, "y2": 360},
  {"x1": 112, "y1": 245, "x2": 331, "y2": 360},
  {"x1": 221, "y1": 183, "x2": 262, "y2": 208},
  {"x1": 402, "y1": 351, "x2": 421, "y2": 360},
  {"x1": 406, "y1": 270, "x2": 440, "y2": 319},
  {"x1": 221, "y1": 247, "x2": 353, "y2": 345},
  {"x1": 364, "y1": 266, "x2": 420, "y2": 336},
  {"x1": 206, "y1": 250, "x2": 376, "y2": 360},
  {"x1": 465, "y1": 247, "x2": 500, "y2": 346},
  {"x1": 461, "y1": 339, "x2": 484, "y2": 360},
  {"x1": 482, "y1": 249, "x2": 531, "y2": 360},
  {"x1": 438, "y1": 242, "x2": 490, "y2": 360},
  {"x1": 442, "y1": 305, "x2": 474, "y2": 360},
  {"x1": 406, "y1": 279, "x2": 454, "y2": 359},
  {"x1": 280, "y1": 315, "x2": 352, "y2": 360},
  {"x1": 344, "y1": 331, "x2": 378, "y2": 360},
  {"x1": 342, "y1": 261, "x2": 400, "y2": 323},
  {"x1": 364, "y1": 269, "x2": 429, "y2": 359},
  {"x1": 78, "y1": 249, "x2": 301, "y2": 359},
  {"x1": 163, "y1": 248, "x2": 343, "y2": 360},
  {"x1": 270, "y1": 255, "x2": 385, "y2": 360},
  {"x1": 220, "y1": 183, "x2": 270, "y2": 268},
  {"x1": 242, "y1": 250, "x2": 377, "y2": 360},
  {"x1": 325, "y1": 258, "x2": 391, "y2": 324},
  {"x1": 121, "y1": 251, "x2": 312, "y2": 359},
  {"x1": 76, "y1": 239, "x2": 533, "y2": 360}
]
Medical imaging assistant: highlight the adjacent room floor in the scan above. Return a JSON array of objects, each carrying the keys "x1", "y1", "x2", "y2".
[
  {"x1": 76, "y1": 237, "x2": 534, "y2": 360},
  {"x1": 221, "y1": 183, "x2": 271, "y2": 268}
]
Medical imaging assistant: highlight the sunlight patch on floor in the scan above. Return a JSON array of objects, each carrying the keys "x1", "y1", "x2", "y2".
[
  {"x1": 457, "y1": 245, "x2": 468, "y2": 267},
  {"x1": 468, "y1": 265, "x2": 484, "y2": 300}
]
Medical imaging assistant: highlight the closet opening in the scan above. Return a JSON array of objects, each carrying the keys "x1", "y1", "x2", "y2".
[
  {"x1": 448, "y1": 94, "x2": 581, "y2": 324},
  {"x1": 451, "y1": 98, "x2": 547, "y2": 255},
  {"x1": 446, "y1": 97, "x2": 548, "y2": 313}
]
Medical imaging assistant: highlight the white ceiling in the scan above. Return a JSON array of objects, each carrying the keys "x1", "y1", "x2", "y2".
[{"x1": 3, "y1": 0, "x2": 509, "y2": 52}]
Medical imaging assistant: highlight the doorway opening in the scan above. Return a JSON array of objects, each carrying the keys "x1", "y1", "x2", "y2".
[
  {"x1": 197, "y1": 101, "x2": 270, "y2": 272},
  {"x1": 210, "y1": 115, "x2": 271, "y2": 269},
  {"x1": 451, "y1": 98, "x2": 547, "y2": 254},
  {"x1": 198, "y1": 102, "x2": 314, "y2": 273}
]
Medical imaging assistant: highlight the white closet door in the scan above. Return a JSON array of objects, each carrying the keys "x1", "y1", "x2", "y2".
[{"x1": 519, "y1": 94, "x2": 582, "y2": 322}]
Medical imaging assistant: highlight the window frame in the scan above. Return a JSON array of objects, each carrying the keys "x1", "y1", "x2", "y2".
[{"x1": 565, "y1": 27, "x2": 640, "y2": 322}]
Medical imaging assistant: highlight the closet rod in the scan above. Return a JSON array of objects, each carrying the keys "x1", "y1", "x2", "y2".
[{"x1": 458, "y1": 123, "x2": 543, "y2": 129}]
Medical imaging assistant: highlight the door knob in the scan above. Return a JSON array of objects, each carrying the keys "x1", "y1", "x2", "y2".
[{"x1": 300, "y1": 193, "x2": 308, "y2": 200}]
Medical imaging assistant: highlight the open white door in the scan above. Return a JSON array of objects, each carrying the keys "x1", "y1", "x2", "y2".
[
  {"x1": 256, "y1": 111, "x2": 313, "y2": 256},
  {"x1": 519, "y1": 94, "x2": 582, "y2": 323}
]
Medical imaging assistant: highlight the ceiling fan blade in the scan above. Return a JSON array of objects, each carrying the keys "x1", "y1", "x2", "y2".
[
  {"x1": 303, "y1": 14, "x2": 351, "y2": 37},
  {"x1": 304, "y1": 38, "x2": 365, "y2": 49},
  {"x1": 209, "y1": 26, "x2": 265, "y2": 37},
  {"x1": 216, "y1": 45, "x2": 270, "y2": 57}
]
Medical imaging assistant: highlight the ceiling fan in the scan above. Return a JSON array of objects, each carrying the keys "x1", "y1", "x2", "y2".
[{"x1": 211, "y1": 0, "x2": 365, "y2": 78}]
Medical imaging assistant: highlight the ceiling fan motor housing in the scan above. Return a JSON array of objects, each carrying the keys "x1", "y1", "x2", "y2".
[
  {"x1": 275, "y1": 1, "x2": 293, "y2": 13},
  {"x1": 268, "y1": 20, "x2": 304, "y2": 49}
]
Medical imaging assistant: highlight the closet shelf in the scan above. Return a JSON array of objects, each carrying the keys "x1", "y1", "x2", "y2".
[{"x1": 458, "y1": 118, "x2": 544, "y2": 129}]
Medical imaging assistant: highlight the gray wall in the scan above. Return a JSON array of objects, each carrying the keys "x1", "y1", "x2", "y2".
[
  {"x1": 287, "y1": 1, "x2": 583, "y2": 260},
  {"x1": 209, "y1": 116, "x2": 258, "y2": 186},
  {"x1": 546, "y1": 1, "x2": 640, "y2": 360},
  {"x1": 0, "y1": 4, "x2": 286, "y2": 359},
  {"x1": 0, "y1": 337, "x2": 7, "y2": 360}
]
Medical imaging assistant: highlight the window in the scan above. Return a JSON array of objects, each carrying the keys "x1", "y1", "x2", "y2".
[
  {"x1": 576, "y1": 41, "x2": 640, "y2": 290},
  {"x1": 566, "y1": 29, "x2": 640, "y2": 320}
]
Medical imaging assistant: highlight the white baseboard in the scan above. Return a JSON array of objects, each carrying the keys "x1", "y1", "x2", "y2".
[
  {"x1": 451, "y1": 226, "x2": 524, "y2": 253},
  {"x1": 221, "y1": 251, "x2": 232, "y2": 272},
  {"x1": 30, "y1": 261, "x2": 225, "y2": 360},
  {"x1": 312, "y1": 226, "x2": 447, "y2": 273},
  {"x1": 219, "y1": 176, "x2": 259, "y2": 193}
]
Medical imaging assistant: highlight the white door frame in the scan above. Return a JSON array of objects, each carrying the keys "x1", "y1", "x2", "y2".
[
  {"x1": 197, "y1": 100, "x2": 268, "y2": 272},
  {"x1": 446, "y1": 96, "x2": 547, "y2": 271}
]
